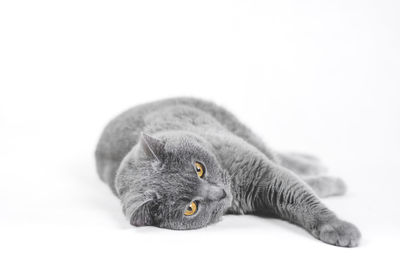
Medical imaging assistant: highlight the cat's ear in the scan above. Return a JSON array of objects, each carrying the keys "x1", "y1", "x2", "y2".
[
  {"x1": 140, "y1": 132, "x2": 166, "y2": 162},
  {"x1": 124, "y1": 190, "x2": 159, "y2": 227}
]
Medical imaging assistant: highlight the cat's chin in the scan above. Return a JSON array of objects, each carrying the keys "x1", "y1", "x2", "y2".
[
  {"x1": 208, "y1": 209, "x2": 225, "y2": 225},
  {"x1": 208, "y1": 195, "x2": 232, "y2": 225}
]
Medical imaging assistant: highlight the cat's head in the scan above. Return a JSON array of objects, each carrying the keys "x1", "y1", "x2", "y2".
[{"x1": 115, "y1": 132, "x2": 233, "y2": 230}]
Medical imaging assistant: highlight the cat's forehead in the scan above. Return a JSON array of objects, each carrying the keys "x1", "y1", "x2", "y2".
[
  {"x1": 154, "y1": 176, "x2": 198, "y2": 204},
  {"x1": 164, "y1": 136, "x2": 212, "y2": 159},
  {"x1": 158, "y1": 166, "x2": 199, "y2": 190},
  {"x1": 165, "y1": 135, "x2": 204, "y2": 149}
]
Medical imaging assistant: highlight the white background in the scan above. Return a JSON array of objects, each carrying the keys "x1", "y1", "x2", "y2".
[{"x1": 1, "y1": 0, "x2": 399, "y2": 266}]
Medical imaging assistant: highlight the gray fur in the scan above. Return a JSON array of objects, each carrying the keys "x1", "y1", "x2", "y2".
[{"x1": 95, "y1": 97, "x2": 361, "y2": 247}]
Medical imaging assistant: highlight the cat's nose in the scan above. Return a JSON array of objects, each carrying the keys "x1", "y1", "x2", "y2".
[
  {"x1": 219, "y1": 189, "x2": 227, "y2": 201},
  {"x1": 211, "y1": 188, "x2": 226, "y2": 201},
  {"x1": 199, "y1": 184, "x2": 227, "y2": 201}
]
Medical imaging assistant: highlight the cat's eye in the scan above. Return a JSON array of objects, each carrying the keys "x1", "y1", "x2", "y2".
[
  {"x1": 194, "y1": 162, "x2": 205, "y2": 178},
  {"x1": 184, "y1": 201, "x2": 198, "y2": 216}
]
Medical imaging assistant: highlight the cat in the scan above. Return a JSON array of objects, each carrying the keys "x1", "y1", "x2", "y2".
[{"x1": 95, "y1": 97, "x2": 361, "y2": 247}]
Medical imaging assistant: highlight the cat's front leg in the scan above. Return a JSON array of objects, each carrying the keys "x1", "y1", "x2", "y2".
[{"x1": 249, "y1": 163, "x2": 361, "y2": 247}]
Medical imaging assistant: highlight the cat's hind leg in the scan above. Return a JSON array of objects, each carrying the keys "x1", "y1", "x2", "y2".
[
  {"x1": 277, "y1": 153, "x2": 346, "y2": 198},
  {"x1": 302, "y1": 176, "x2": 347, "y2": 198},
  {"x1": 277, "y1": 152, "x2": 328, "y2": 176}
]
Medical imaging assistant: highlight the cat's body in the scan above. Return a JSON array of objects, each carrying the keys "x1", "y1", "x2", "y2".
[{"x1": 95, "y1": 97, "x2": 360, "y2": 247}]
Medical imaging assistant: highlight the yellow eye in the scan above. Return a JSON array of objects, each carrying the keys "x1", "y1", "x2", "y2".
[
  {"x1": 184, "y1": 201, "x2": 198, "y2": 216},
  {"x1": 195, "y1": 162, "x2": 205, "y2": 178}
]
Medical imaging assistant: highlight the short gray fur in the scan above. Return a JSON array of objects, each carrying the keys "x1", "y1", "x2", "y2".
[{"x1": 95, "y1": 97, "x2": 361, "y2": 247}]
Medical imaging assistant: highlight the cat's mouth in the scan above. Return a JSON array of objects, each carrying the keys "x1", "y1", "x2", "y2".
[
  {"x1": 225, "y1": 190, "x2": 233, "y2": 205},
  {"x1": 206, "y1": 190, "x2": 232, "y2": 225},
  {"x1": 218, "y1": 188, "x2": 233, "y2": 213}
]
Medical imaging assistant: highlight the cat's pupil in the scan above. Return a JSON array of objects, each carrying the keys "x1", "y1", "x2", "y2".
[{"x1": 187, "y1": 207, "x2": 192, "y2": 211}]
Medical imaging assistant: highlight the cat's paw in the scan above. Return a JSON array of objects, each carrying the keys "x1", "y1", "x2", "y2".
[{"x1": 313, "y1": 218, "x2": 361, "y2": 247}]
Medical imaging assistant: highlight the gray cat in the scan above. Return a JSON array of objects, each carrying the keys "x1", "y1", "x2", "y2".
[{"x1": 95, "y1": 97, "x2": 361, "y2": 247}]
